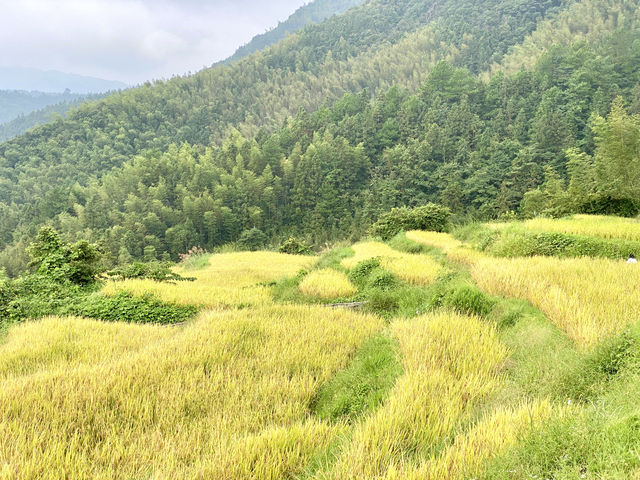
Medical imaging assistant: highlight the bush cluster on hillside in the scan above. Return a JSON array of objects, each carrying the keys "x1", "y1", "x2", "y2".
[
  {"x1": 0, "y1": 227, "x2": 198, "y2": 326},
  {"x1": 369, "y1": 204, "x2": 451, "y2": 240}
]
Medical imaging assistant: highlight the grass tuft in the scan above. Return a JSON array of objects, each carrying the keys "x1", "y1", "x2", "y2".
[{"x1": 311, "y1": 333, "x2": 403, "y2": 423}]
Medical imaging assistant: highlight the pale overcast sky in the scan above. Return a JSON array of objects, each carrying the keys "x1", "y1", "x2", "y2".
[{"x1": 0, "y1": 0, "x2": 309, "y2": 85}]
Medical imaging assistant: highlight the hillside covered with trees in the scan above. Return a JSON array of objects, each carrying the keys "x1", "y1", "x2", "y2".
[
  {"x1": 1, "y1": 0, "x2": 640, "y2": 273},
  {"x1": 222, "y1": 0, "x2": 364, "y2": 64}
]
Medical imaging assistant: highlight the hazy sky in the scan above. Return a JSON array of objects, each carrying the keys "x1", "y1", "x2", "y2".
[{"x1": 0, "y1": 0, "x2": 309, "y2": 85}]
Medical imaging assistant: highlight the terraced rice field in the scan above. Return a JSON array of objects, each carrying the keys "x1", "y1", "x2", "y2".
[
  {"x1": 411, "y1": 228, "x2": 640, "y2": 349},
  {"x1": 490, "y1": 214, "x2": 640, "y2": 241},
  {"x1": 342, "y1": 241, "x2": 444, "y2": 285},
  {"x1": 5, "y1": 216, "x2": 640, "y2": 478},
  {"x1": 298, "y1": 268, "x2": 357, "y2": 299},
  {"x1": 103, "y1": 251, "x2": 316, "y2": 308}
]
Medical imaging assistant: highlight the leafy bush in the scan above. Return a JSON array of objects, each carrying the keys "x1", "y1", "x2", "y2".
[
  {"x1": 27, "y1": 226, "x2": 103, "y2": 285},
  {"x1": 369, "y1": 204, "x2": 451, "y2": 240},
  {"x1": 578, "y1": 195, "x2": 639, "y2": 218},
  {"x1": 106, "y1": 262, "x2": 194, "y2": 282},
  {"x1": 431, "y1": 281, "x2": 496, "y2": 317},
  {"x1": 348, "y1": 258, "x2": 382, "y2": 287},
  {"x1": 366, "y1": 269, "x2": 398, "y2": 291},
  {"x1": 238, "y1": 228, "x2": 268, "y2": 251},
  {"x1": 65, "y1": 292, "x2": 198, "y2": 325},
  {"x1": 279, "y1": 237, "x2": 313, "y2": 255}
]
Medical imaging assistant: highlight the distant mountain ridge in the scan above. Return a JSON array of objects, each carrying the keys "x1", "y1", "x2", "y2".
[
  {"x1": 0, "y1": 67, "x2": 127, "y2": 94},
  {"x1": 0, "y1": 90, "x2": 87, "y2": 125},
  {"x1": 0, "y1": 93, "x2": 104, "y2": 142}
]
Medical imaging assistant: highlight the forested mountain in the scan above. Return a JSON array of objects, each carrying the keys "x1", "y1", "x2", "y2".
[
  {"x1": 0, "y1": 90, "x2": 86, "y2": 125},
  {"x1": 1, "y1": 0, "x2": 640, "y2": 274},
  {"x1": 0, "y1": 94, "x2": 103, "y2": 142},
  {"x1": 223, "y1": 0, "x2": 364, "y2": 64}
]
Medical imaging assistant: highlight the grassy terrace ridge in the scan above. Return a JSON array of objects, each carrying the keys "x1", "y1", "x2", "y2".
[{"x1": 2, "y1": 215, "x2": 640, "y2": 477}]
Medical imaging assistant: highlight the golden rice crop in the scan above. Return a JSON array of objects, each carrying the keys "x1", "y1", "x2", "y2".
[
  {"x1": 469, "y1": 255, "x2": 640, "y2": 349},
  {"x1": 341, "y1": 242, "x2": 400, "y2": 269},
  {"x1": 394, "y1": 401, "x2": 554, "y2": 480},
  {"x1": 406, "y1": 231, "x2": 482, "y2": 265},
  {"x1": 341, "y1": 241, "x2": 444, "y2": 285},
  {"x1": 406, "y1": 230, "x2": 463, "y2": 252},
  {"x1": 0, "y1": 305, "x2": 383, "y2": 479},
  {"x1": 298, "y1": 268, "x2": 357, "y2": 299},
  {"x1": 318, "y1": 311, "x2": 508, "y2": 479},
  {"x1": 103, "y1": 251, "x2": 316, "y2": 308},
  {"x1": 0, "y1": 316, "x2": 172, "y2": 380},
  {"x1": 493, "y1": 214, "x2": 640, "y2": 241}
]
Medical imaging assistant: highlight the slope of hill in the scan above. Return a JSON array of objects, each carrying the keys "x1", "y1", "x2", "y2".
[
  {"x1": 2, "y1": 0, "x2": 640, "y2": 272},
  {"x1": 0, "y1": 0, "x2": 576, "y2": 195},
  {"x1": 2, "y1": 215, "x2": 640, "y2": 477},
  {"x1": 223, "y1": 0, "x2": 365, "y2": 64},
  {"x1": 0, "y1": 67, "x2": 128, "y2": 93}
]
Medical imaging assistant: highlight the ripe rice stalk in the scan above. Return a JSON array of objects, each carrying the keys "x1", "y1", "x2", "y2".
[
  {"x1": 298, "y1": 269, "x2": 357, "y2": 299},
  {"x1": 319, "y1": 311, "x2": 508, "y2": 478},
  {"x1": 342, "y1": 241, "x2": 444, "y2": 285},
  {"x1": 0, "y1": 305, "x2": 383, "y2": 478},
  {"x1": 103, "y1": 251, "x2": 316, "y2": 308}
]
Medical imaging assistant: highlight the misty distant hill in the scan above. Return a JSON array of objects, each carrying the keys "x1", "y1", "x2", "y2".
[
  {"x1": 0, "y1": 90, "x2": 87, "y2": 125},
  {"x1": 0, "y1": 67, "x2": 127, "y2": 94}
]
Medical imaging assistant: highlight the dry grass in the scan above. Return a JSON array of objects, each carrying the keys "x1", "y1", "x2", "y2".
[
  {"x1": 298, "y1": 269, "x2": 357, "y2": 299},
  {"x1": 103, "y1": 251, "x2": 316, "y2": 308},
  {"x1": 317, "y1": 311, "x2": 509, "y2": 479},
  {"x1": 0, "y1": 305, "x2": 383, "y2": 479},
  {"x1": 341, "y1": 241, "x2": 444, "y2": 285},
  {"x1": 469, "y1": 255, "x2": 640, "y2": 349}
]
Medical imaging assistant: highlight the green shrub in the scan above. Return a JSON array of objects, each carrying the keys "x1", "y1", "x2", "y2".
[
  {"x1": 578, "y1": 195, "x2": 639, "y2": 217},
  {"x1": 369, "y1": 204, "x2": 451, "y2": 240},
  {"x1": 106, "y1": 262, "x2": 194, "y2": 282},
  {"x1": 26, "y1": 226, "x2": 103, "y2": 285},
  {"x1": 279, "y1": 237, "x2": 312, "y2": 255},
  {"x1": 65, "y1": 292, "x2": 198, "y2": 324},
  {"x1": 366, "y1": 269, "x2": 398, "y2": 291},
  {"x1": 238, "y1": 228, "x2": 268, "y2": 251},
  {"x1": 434, "y1": 283, "x2": 496, "y2": 317},
  {"x1": 348, "y1": 258, "x2": 381, "y2": 287}
]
